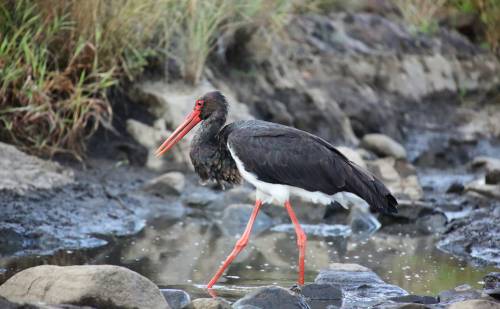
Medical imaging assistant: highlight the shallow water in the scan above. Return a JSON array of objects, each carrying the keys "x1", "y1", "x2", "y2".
[{"x1": 1, "y1": 215, "x2": 496, "y2": 301}]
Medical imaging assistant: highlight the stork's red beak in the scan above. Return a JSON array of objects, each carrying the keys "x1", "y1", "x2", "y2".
[{"x1": 155, "y1": 109, "x2": 202, "y2": 157}]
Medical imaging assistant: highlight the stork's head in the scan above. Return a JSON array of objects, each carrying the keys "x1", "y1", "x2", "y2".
[{"x1": 155, "y1": 91, "x2": 227, "y2": 157}]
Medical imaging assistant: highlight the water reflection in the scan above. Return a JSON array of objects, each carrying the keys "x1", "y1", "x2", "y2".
[{"x1": 0, "y1": 216, "x2": 496, "y2": 301}]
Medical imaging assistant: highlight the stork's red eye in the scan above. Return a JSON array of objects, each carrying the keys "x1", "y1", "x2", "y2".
[{"x1": 195, "y1": 100, "x2": 204, "y2": 110}]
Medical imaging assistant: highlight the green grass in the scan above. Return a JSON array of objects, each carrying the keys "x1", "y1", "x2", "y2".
[{"x1": 0, "y1": 0, "x2": 296, "y2": 158}]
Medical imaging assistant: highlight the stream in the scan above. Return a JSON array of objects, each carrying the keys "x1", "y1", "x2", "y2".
[{"x1": 0, "y1": 214, "x2": 496, "y2": 302}]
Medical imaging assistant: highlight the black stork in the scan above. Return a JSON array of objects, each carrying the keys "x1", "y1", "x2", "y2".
[{"x1": 155, "y1": 91, "x2": 398, "y2": 288}]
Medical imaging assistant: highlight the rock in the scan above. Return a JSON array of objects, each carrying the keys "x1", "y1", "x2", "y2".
[
  {"x1": 188, "y1": 298, "x2": 231, "y2": 309},
  {"x1": 219, "y1": 204, "x2": 273, "y2": 237},
  {"x1": 437, "y1": 205, "x2": 500, "y2": 267},
  {"x1": 0, "y1": 296, "x2": 93, "y2": 309},
  {"x1": 126, "y1": 118, "x2": 189, "y2": 171},
  {"x1": 447, "y1": 182, "x2": 465, "y2": 194},
  {"x1": 161, "y1": 289, "x2": 191, "y2": 309},
  {"x1": 471, "y1": 157, "x2": 500, "y2": 173},
  {"x1": 389, "y1": 295, "x2": 438, "y2": 305},
  {"x1": 374, "y1": 303, "x2": 428, "y2": 308},
  {"x1": 315, "y1": 263, "x2": 407, "y2": 307},
  {"x1": 486, "y1": 170, "x2": 500, "y2": 185},
  {"x1": 448, "y1": 299, "x2": 500, "y2": 309},
  {"x1": 483, "y1": 273, "x2": 500, "y2": 300},
  {"x1": 465, "y1": 180, "x2": 500, "y2": 200},
  {"x1": 143, "y1": 172, "x2": 186, "y2": 196},
  {"x1": 182, "y1": 187, "x2": 221, "y2": 208},
  {"x1": 336, "y1": 146, "x2": 367, "y2": 169},
  {"x1": 233, "y1": 286, "x2": 310, "y2": 309},
  {"x1": 361, "y1": 134, "x2": 407, "y2": 159},
  {"x1": 0, "y1": 265, "x2": 169, "y2": 309},
  {"x1": 438, "y1": 285, "x2": 481, "y2": 304},
  {"x1": 348, "y1": 204, "x2": 381, "y2": 236},
  {"x1": 368, "y1": 158, "x2": 423, "y2": 200},
  {"x1": 382, "y1": 200, "x2": 447, "y2": 235},
  {"x1": 301, "y1": 283, "x2": 342, "y2": 300},
  {"x1": 301, "y1": 283, "x2": 342, "y2": 308},
  {"x1": 0, "y1": 142, "x2": 74, "y2": 194}
]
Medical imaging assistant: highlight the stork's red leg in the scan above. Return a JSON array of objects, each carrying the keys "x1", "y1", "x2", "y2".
[
  {"x1": 206, "y1": 199, "x2": 263, "y2": 288},
  {"x1": 284, "y1": 200, "x2": 307, "y2": 285}
]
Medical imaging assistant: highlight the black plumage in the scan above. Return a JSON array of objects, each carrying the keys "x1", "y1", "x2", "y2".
[{"x1": 189, "y1": 91, "x2": 397, "y2": 214}]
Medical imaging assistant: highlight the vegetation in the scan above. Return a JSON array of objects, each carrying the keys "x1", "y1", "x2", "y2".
[
  {"x1": 394, "y1": 0, "x2": 499, "y2": 54},
  {"x1": 0, "y1": 0, "x2": 294, "y2": 158},
  {"x1": 0, "y1": 0, "x2": 498, "y2": 158},
  {"x1": 394, "y1": 0, "x2": 447, "y2": 34},
  {"x1": 450, "y1": 0, "x2": 500, "y2": 53}
]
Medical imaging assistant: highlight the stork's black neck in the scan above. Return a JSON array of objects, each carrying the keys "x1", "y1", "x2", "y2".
[
  {"x1": 193, "y1": 108, "x2": 227, "y2": 144},
  {"x1": 190, "y1": 106, "x2": 239, "y2": 185}
]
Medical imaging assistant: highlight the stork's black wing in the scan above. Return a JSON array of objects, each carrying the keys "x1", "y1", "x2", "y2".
[{"x1": 221, "y1": 120, "x2": 397, "y2": 214}]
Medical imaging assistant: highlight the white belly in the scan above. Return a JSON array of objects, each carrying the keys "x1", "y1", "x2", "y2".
[{"x1": 229, "y1": 145, "x2": 361, "y2": 207}]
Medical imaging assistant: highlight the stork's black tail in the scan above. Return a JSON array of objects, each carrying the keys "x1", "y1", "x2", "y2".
[{"x1": 346, "y1": 163, "x2": 398, "y2": 214}]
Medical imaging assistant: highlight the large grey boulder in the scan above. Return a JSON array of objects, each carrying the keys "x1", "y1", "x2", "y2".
[
  {"x1": 0, "y1": 265, "x2": 169, "y2": 309},
  {"x1": 0, "y1": 142, "x2": 73, "y2": 194}
]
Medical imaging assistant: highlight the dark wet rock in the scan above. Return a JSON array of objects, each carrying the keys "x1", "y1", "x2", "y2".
[
  {"x1": 302, "y1": 283, "x2": 342, "y2": 308},
  {"x1": 0, "y1": 142, "x2": 74, "y2": 194},
  {"x1": 0, "y1": 158, "x2": 186, "y2": 256},
  {"x1": 447, "y1": 182, "x2": 465, "y2": 194},
  {"x1": 438, "y1": 285, "x2": 481, "y2": 304},
  {"x1": 484, "y1": 273, "x2": 500, "y2": 300},
  {"x1": 438, "y1": 205, "x2": 500, "y2": 267},
  {"x1": 361, "y1": 134, "x2": 407, "y2": 159},
  {"x1": 219, "y1": 204, "x2": 273, "y2": 236},
  {"x1": 486, "y1": 170, "x2": 500, "y2": 185},
  {"x1": 302, "y1": 283, "x2": 342, "y2": 300},
  {"x1": 188, "y1": 297, "x2": 231, "y2": 309},
  {"x1": 373, "y1": 301, "x2": 429, "y2": 308},
  {"x1": 0, "y1": 265, "x2": 169, "y2": 309},
  {"x1": 447, "y1": 299, "x2": 500, "y2": 309},
  {"x1": 161, "y1": 289, "x2": 191, "y2": 309},
  {"x1": 380, "y1": 200, "x2": 447, "y2": 235},
  {"x1": 315, "y1": 263, "x2": 407, "y2": 307},
  {"x1": 389, "y1": 295, "x2": 438, "y2": 305},
  {"x1": 143, "y1": 171, "x2": 186, "y2": 196},
  {"x1": 233, "y1": 286, "x2": 310, "y2": 309}
]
